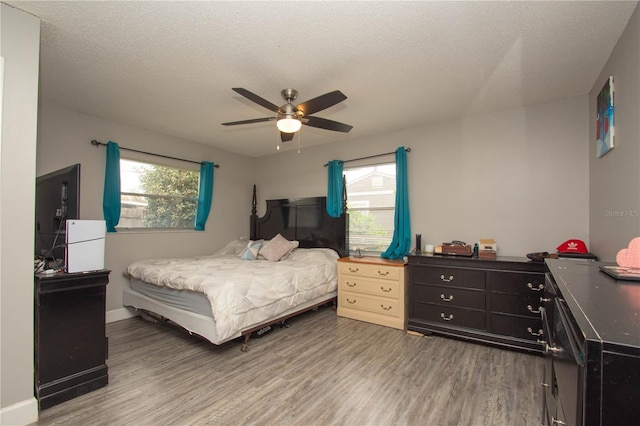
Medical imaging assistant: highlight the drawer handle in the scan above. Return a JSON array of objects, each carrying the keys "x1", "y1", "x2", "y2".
[
  {"x1": 346, "y1": 282, "x2": 357, "y2": 288},
  {"x1": 527, "y1": 283, "x2": 544, "y2": 292},
  {"x1": 440, "y1": 274, "x2": 454, "y2": 282},
  {"x1": 440, "y1": 294, "x2": 454, "y2": 302},
  {"x1": 540, "y1": 297, "x2": 551, "y2": 302},
  {"x1": 551, "y1": 417, "x2": 567, "y2": 425},
  {"x1": 440, "y1": 313, "x2": 454, "y2": 321},
  {"x1": 380, "y1": 304, "x2": 392, "y2": 311},
  {"x1": 346, "y1": 298, "x2": 357, "y2": 304},
  {"x1": 541, "y1": 382, "x2": 550, "y2": 388},
  {"x1": 380, "y1": 286, "x2": 392, "y2": 293},
  {"x1": 348, "y1": 267, "x2": 359, "y2": 273},
  {"x1": 527, "y1": 327, "x2": 544, "y2": 337},
  {"x1": 527, "y1": 305, "x2": 541, "y2": 314},
  {"x1": 377, "y1": 270, "x2": 390, "y2": 276},
  {"x1": 546, "y1": 344, "x2": 561, "y2": 354},
  {"x1": 537, "y1": 339, "x2": 546, "y2": 345}
]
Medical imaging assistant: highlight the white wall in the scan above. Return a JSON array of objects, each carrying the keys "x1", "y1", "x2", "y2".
[
  {"x1": 255, "y1": 95, "x2": 590, "y2": 257},
  {"x1": 590, "y1": 3, "x2": 640, "y2": 261},
  {"x1": 36, "y1": 102, "x2": 256, "y2": 316},
  {"x1": 0, "y1": 4, "x2": 40, "y2": 425}
]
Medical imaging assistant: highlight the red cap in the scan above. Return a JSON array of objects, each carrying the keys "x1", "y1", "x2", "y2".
[{"x1": 556, "y1": 239, "x2": 588, "y2": 254}]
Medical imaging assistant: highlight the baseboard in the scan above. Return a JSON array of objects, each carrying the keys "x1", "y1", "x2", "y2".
[
  {"x1": 0, "y1": 397, "x2": 38, "y2": 426},
  {"x1": 106, "y1": 307, "x2": 138, "y2": 323}
]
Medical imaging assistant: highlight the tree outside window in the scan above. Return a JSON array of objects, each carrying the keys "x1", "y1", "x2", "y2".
[{"x1": 118, "y1": 159, "x2": 199, "y2": 229}]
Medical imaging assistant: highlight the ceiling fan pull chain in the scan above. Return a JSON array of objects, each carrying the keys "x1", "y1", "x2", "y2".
[
  {"x1": 277, "y1": 128, "x2": 281, "y2": 151},
  {"x1": 297, "y1": 127, "x2": 301, "y2": 154}
]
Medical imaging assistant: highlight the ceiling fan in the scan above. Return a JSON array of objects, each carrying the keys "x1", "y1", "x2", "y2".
[{"x1": 221, "y1": 88, "x2": 353, "y2": 142}]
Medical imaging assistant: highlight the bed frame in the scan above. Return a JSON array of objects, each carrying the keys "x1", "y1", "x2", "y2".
[
  {"x1": 250, "y1": 185, "x2": 348, "y2": 257},
  {"x1": 237, "y1": 186, "x2": 348, "y2": 350},
  {"x1": 125, "y1": 185, "x2": 348, "y2": 351}
]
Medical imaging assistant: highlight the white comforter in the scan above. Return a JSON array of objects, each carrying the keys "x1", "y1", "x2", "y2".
[{"x1": 127, "y1": 248, "x2": 338, "y2": 342}]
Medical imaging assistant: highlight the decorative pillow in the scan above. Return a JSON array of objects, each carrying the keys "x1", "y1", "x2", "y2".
[
  {"x1": 240, "y1": 239, "x2": 263, "y2": 260},
  {"x1": 259, "y1": 234, "x2": 299, "y2": 262},
  {"x1": 214, "y1": 237, "x2": 249, "y2": 256}
]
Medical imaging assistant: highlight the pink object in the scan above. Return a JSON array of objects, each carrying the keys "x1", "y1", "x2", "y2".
[{"x1": 616, "y1": 237, "x2": 640, "y2": 268}]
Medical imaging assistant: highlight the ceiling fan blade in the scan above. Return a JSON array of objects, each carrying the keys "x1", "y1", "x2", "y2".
[
  {"x1": 303, "y1": 116, "x2": 353, "y2": 133},
  {"x1": 280, "y1": 132, "x2": 295, "y2": 142},
  {"x1": 221, "y1": 117, "x2": 276, "y2": 126},
  {"x1": 296, "y1": 90, "x2": 347, "y2": 116},
  {"x1": 232, "y1": 88, "x2": 280, "y2": 113}
]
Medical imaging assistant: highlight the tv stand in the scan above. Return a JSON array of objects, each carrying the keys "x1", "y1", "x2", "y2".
[{"x1": 34, "y1": 269, "x2": 110, "y2": 409}]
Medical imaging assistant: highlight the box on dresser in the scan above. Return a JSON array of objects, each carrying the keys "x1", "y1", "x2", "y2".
[{"x1": 407, "y1": 253, "x2": 546, "y2": 353}]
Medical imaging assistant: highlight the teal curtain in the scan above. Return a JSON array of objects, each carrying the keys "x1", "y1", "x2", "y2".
[
  {"x1": 103, "y1": 141, "x2": 121, "y2": 232},
  {"x1": 327, "y1": 160, "x2": 344, "y2": 217},
  {"x1": 381, "y1": 147, "x2": 410, "y2": 260},
  {"x1": 195, "y1": 161, "x2": 214, "y2": 231}
]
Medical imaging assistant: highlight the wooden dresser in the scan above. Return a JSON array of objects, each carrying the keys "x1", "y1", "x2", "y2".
[
  {"x1": 337, "y1": 256, "x2": 407, "y2": 330},
  {"x1": 407, "y1": 254, "x2": 546, "y2": 353},
  {"x1": 34, "y1": 270, "x2": 110, "y2": 409},
  {"x1": 543, "y1": 259, "x2": 640, "y2": 425}
]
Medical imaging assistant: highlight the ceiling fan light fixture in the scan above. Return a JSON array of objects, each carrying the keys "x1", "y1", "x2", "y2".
[{"x1": 277, "y1": 117, "x2": 302, "y2": 133}]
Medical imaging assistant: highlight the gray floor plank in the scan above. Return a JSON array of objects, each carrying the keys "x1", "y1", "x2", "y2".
[{"x1": 33, "y1": 306, "x2": 543, "y2": 426}]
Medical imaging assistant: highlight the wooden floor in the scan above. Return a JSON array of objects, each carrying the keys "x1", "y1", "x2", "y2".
[{"x1": 33, "y1": 306, "x2": 543, "y2": 426}]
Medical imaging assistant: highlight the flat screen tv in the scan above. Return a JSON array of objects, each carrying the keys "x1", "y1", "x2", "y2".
[{"x1": 34, "y1": 164, "x2": 80, "y2": 263}]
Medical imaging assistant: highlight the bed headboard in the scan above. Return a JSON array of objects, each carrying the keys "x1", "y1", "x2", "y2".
[{"x1": 250, "y1": 187, "x2": 348, "y2": 258}]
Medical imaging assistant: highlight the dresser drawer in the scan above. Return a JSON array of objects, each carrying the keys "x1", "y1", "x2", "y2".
[
  {"x1": 341, "y1": 276, "x2": 399, "y2": 298},
  {"x1": 412, "y1": 265, "x2": 485, "y2": 289},
  {"x1": 339, "y1": 261, "x2": 401, "y2": 281},
  {"x1": 490, "y1": 313, "x2": 544, "y2": 341},
  {"x1": 412, "y1": 303, "x2": 486, "y2": 330},
  {"x1": 412, "y1": 284, "x2": 485, "y2": 310},
  {"x1": 340, "y1": 291, "x2": 401, "y2": 318},
  {"x1": 489, "y1": 271, "x2": 545, "y2": 295},
  {"x1": 491, "y1": 293, "x2": 543, "y2": 318}
]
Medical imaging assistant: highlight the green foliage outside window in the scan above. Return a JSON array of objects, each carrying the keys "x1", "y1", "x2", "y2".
[{"x1": 138, "y1": 165, "x2": 199, "y2": 228}]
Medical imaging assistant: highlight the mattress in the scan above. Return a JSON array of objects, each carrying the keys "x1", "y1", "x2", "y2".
[
  {"x1": 126, "y1": 246, "x2": 339, "y2": 343},
  {"x1": 130, "y1": 278, "x2": 213, "y2": 317}
]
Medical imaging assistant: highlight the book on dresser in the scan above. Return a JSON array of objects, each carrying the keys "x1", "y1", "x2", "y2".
[{"x1": 337, "y1": 256, "x2": 408, "y2": 330}]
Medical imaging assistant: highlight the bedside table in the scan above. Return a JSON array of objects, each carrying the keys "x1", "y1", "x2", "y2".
[{"x1": 337, "y1": 256, "x2": 408, "y2": 330}]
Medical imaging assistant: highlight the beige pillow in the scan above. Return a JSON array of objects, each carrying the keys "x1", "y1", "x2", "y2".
[{"x1": 259, "y1": 234, "x2": 299, "y2": 262}]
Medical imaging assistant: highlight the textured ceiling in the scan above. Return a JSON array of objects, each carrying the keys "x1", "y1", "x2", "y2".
[{"x1": 5, "y1": 1, "x2": 638, "y2": 157}]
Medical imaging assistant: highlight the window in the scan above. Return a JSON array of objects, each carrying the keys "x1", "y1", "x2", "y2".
[
  {"x1": 345, "y1": 162, "x2": 396, "y2": 254},
  {"x1": 118, "y1": 159, "x2": 199, "y2": 229}
]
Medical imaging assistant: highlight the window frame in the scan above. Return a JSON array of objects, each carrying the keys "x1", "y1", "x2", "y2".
[
  {"x1": 117, "y1": 157, "x2": 201, "y2": 231},
  {"x1": 344, "y1": 161, "x2": 396, "y2": 255}
]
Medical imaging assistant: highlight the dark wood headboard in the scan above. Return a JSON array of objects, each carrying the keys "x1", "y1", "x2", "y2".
[{"x1": 250, "y1": 187, "x2": 348, "y2": 258}]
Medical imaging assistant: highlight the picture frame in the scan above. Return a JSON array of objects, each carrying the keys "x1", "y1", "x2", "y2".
[{"x1": 596, "y1": 76, "x2": 614, "y2": 157}]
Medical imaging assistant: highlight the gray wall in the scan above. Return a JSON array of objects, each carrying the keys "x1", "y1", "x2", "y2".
[
  {"x1": 0, "y1": 4, "x2": 40, "y2": 424},
  {"x1": 36, "y1": 102, "x2": 256, "y2": 317},
  {"x1": 590, "y1": 4, "x2": 640, "y2": 261},
  {"x1": 255, "y1": 95, "x2": 590, "y2": 257}
]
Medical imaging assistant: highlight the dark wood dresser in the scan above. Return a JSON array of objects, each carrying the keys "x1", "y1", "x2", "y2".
[
  {"x1": 34, "y1": 270, "x2": 110, "y2": 409},
  {"x1": 407, "y1": 254, "x2": 546, "y2": 353},
  {"x1": 543, "y1": 259, "x2": 640, "y2": 426}
]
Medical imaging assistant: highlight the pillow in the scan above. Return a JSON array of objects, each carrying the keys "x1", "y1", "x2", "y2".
[
  {"x1": 214, "y1": 237, "x2": 249, "y2": 256},
  {"x1": 240, "y1": 239, "x2": 263, "y2": 260},
  {"x1": 259, "y1": 234, "x2": 299, "y2": 262}
]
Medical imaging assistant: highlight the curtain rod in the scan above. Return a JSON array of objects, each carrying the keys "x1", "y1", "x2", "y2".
[
  {"x1": 90, "y1": 140, "x2": 220, "y2": 168},
  {"x1": 323, "y1": 147, "x2": 411, "y2": 167}
]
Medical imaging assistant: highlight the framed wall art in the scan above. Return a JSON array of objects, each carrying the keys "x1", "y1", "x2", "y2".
[{"x1": 596, "y1": 76, "x2": 614, "y2": 157}]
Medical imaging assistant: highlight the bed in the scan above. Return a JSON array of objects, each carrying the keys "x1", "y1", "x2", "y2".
[{"x1": 123, "y1": 189, "x2": 348, "y2": 351}]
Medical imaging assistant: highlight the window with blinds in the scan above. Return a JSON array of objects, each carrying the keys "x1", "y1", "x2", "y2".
[{"x1": 344, "y1": 162, "x2": 396, "y2": 254}]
